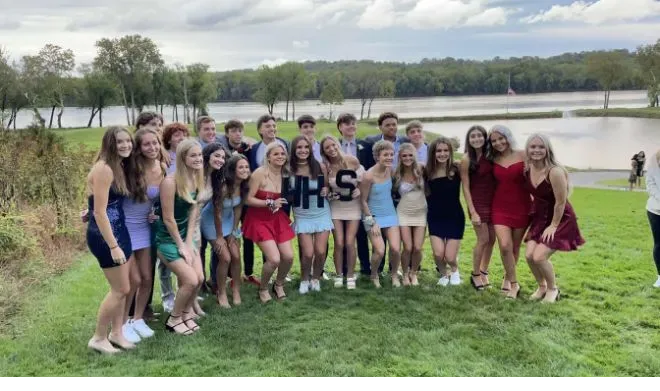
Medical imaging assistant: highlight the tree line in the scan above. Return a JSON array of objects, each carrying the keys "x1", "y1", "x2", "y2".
[{"x1": 1, "y1": 35, "x2": 659, "y2": 130}]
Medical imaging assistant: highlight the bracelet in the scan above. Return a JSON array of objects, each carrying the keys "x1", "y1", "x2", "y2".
[
  {"x1": 266, "y1": 198, "x2": 275, "y2": 208},
  {"x1": 362, "y1": 215, "x2": 375, "y2": 229},
  {"x1": 109, "y1": 245, "x2": 119, "y2": 250}
]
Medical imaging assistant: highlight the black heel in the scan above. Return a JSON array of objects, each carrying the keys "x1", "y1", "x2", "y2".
[
  {"x1": 165, "y1": 315, "x2": 194, "y2": 335},
  {"x1": 480, "y1": 270, "x2": 491, "y2": 287},
  {"x1": 182, "y1": 311, "x2": 200, "y2": 332},
  {"x1": 470, "y1": 273, "x2": 484, "y2": 291}
]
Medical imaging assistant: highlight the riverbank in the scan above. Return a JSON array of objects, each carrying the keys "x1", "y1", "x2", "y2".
[{"x1": 361, "y1": 107, "x2": 660, "y2": 124}]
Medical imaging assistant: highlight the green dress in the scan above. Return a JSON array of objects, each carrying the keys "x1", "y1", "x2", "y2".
[{"x1": 154, "y1": 191, "x2": 197, "y2": 262}]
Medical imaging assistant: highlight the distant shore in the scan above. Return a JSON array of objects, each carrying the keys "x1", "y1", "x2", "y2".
[{"x1": 361, "y1": 107, "x2": 660, "y2": 124}]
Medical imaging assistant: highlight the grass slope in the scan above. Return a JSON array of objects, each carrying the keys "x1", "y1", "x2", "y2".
[
  {"x1": 597, "y1": 178, "x2": 646, "y2": 190},
  {"x1": 1, "y1": 188, "x2": 659, "y2": 376}
]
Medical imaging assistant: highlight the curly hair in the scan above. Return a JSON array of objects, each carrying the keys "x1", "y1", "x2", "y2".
[{"x1": 162, "y1": 122, "x2": 190, "y2": 150}]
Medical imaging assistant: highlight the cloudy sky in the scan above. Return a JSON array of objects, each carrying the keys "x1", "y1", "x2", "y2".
[{"x1": 1, "y1": 0, "x2": 660, "y2": 71}]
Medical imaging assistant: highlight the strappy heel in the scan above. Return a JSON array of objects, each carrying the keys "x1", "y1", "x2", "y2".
[
  {"x1": 480, "y1": 270, "x2": 491, "y2": 287},
  {"x1": 470, "y1": 273, "x2": 485, "y2": 291},
  {"x1": 182, "y1": 311, "x2": 200, "y2": 332},
  {"x1": 505, "y1": 282, "x2": 521, "y2": 299},
  {"x1": 272, "y1": 282, "x2": 287, "y2": 301},
  {"x1": 165, "y1": 315, "x2": 194, "y2": 336}
]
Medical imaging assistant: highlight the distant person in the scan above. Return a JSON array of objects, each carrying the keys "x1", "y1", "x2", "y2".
[
  {"x1": 629, "y1": 160, "x2": 638, "y2": 191},
  {"x1": 523, "y1": 134, "x2": 585, "y2": 303},
  {"x1": 404, "y1": 120, "x2": 428, "y2": 165},
  {"x1": 218, "y1": 119, "x2": 252, "y2": 155},
  {"x1": 645, "y1": 149, "x2": 660, "y2": 288},
  {"x1": 632, "y1": 151, "x2": 646, "y2": 189}
]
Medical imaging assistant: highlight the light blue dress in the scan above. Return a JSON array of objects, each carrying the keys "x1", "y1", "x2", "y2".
[
  {"x1": 366, "y1": 177, "x2": 399, "y2": 228},
  {"x1": 201, "y1": 195, "x2": 242, "y2": 240},
  {"x1": 291, "y1": 177, "x2": 333, "y2": 234},
  {"x1": 123, "y1": 185, "x2": 159, "y2": 250}
]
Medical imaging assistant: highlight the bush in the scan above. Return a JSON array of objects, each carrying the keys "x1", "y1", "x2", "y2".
[{"x1": 0, "y1": 125, "x2": 93, "y2": 324}]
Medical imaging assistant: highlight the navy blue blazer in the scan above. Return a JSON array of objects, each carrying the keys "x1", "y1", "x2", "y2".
[{"x1": 247, "y1": 137, "x2": 291, "y2": 172}]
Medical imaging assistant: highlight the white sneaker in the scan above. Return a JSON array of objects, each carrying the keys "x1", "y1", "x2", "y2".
[
  {"x1": 122, "y1": 322, "x2": 141, "y2": 343},
  {"x1": 437, "y1": 276, "x2": 450, "y2": 286},
  {"x1": 449, "y1": 271, "x2": 461, "y2": 286},
  {"x1": 311, "y1": 279, "x2": 321, "y2": 292},
  {"x1": 654, "y1": 275, "x2": 660, "y2": 288},
  {"x1": 346, "y1": 277, "x2": 356, "y2": 290},
  {"x1": 334, "y1": 277, "x2": 344, "y2": 288},
  {"x1": 397, "y1": 270, "x2": 403, "y2": 277},
  {"x1": 163, "y1": 297, "x2": 174, "y2": 313},
  {"x1": 323, "y1": 272, "x2": 331, "y2": 281},
  {"x1": 285, "y1": 274, "x2": 292, "y2": 282},
  {"x1": 130, "y1": 319, "x2": 155, "y2": 338},
  {"x1": 299, "y1": 280, "x2": 310, "y2": 295}
]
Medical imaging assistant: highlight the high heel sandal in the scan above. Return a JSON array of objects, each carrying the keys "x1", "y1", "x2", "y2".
[
  {"x1": 182, "y1": 311, "x2": 200, "y2": 332},
  {"x1": 258, "y1": 288, "x2": 272, "y2": 304},
  {"x1": 480, "y1": 270, "x2": 491, "y2": 288},
  {"x1": 470, "y1": 273, "x2": 485, "y2": 291},
  {"x1": 505, "y1": 282, "x2": 521, "y2": 300},
  {"x1": 272, "y1": 282, "x2": 287, "y2": 301},
  {"x1": 165, "y1": 315, "x2": 194, "y2": 336},
  {"x1": 542, "y1": 288, "x2": 561, "y2": 303}
]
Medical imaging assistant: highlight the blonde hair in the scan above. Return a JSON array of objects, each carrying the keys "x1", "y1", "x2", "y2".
[
  {"x1": 174, "y1": 139, "x2": 205, "y2": 204},
  {"x1": 319, "y1": 135, "x2": 349, "y2": 169},
  {"x1": 393, "y1": 143, "x2": 423, "y2": 191},
  {"x1": 524, "y1": 133, "x2": 572, "y2": 196},
  {"x1": 262, "y1": 142, "x2": 290, "y2": 177},
  {"x1": 372, "y1": 139, "x2": 394, "y2": 162}
]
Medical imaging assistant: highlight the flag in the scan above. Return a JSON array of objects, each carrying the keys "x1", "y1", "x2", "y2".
[{"x1": 507, "y1": 87, "x2": 516, "y2": 96}]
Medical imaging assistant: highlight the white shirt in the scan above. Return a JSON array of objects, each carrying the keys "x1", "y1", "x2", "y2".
[
  {"x1": 255, "y1": 139, "x2": 287, "y2": 168},
  {"x1": 646, "y1": 153, "x2": 660, "y2": 214},
  {"x1": 416, "y1": 143, "x2": 428, "y2": 165},
  {"x1": 341, "y1": 138, "x2": 357, "y2": 157},
  {"x1": 312, "y1": 141, "x2": 322, "y2": 163}
]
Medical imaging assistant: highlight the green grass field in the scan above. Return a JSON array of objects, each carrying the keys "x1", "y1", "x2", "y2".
[
  {"x1": 1, "y1": 188, "x2": 658, "y2": 376},
  {"x1": 597, "y1": 178, "x2": 646, "y2": 190}
]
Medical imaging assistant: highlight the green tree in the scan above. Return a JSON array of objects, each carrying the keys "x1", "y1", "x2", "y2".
[
  {"x1": 254, "y1": 65, "x2": 283, "y2": 115},
  {"x1": 279, "y1": 62, "x2": 309, "y2": 121},
  {"x1": 0, "y1": 47, "x2": 16, "y2": 129},
  {"x1": 586, "y1": 51, "x2": 627, "y2": 109},
  {"x1": 37, "y1": 44, "x2": 75, "y2": 129},
  {"x1": 78, "y1": 64, "x2": 117, "y2": 127},
  {"x1": 185, "y1": 63, "x2": 217, "y2": 131},
  {"x1": 19, "y1": 55, "x2": 47, "y2": 127},
  {"x1": 319, "y1": 74, "x2": 344, "y2": 120},
  {"x1": 636, "y1": 40, "x2": 660, "y2": 107}
]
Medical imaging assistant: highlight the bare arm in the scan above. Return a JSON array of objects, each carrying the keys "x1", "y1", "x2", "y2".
[
  {"x1": 647, "y1": 152, "x2": 660, "y2": 201},
  {"x1": 360, "y1": 172, "x2": 374, "y2": 216},
  {"x1": 160, "y1": 177, "x2": 186, "y2": 248},
  {"x1": 90, "y1": 163, "x2": 119, "y2": 248},
  {"x1": 246, "y1": 169, "x2": 268, "y2": 208},
  {"x1": 232, "y1": 203, "x2": 243, "y2": 233},
  {"x1": 459, "y1": 156, "x2": 477, "y2": 217},
  {"x1": 213, "y1": 200, "x2": 224, "y2": 239},
  {"x1": 548, "y1": 167, "x2": 568, "y2": 228}
]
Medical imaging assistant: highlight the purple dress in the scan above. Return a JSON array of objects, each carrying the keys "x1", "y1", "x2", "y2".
[{"x1": 123, "y1": 185, "x2": 160, "y2": 251}]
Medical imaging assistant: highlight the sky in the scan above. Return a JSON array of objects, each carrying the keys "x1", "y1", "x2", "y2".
[{"x1": 1, "y1": 0, "x2": 660, "y2": 71}]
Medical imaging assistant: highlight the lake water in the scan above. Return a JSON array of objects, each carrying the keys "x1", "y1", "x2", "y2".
[
  {"x1": 423, "y1": 116, "x2": 659, "y2": 170},
  {"x1": 8, "y1": 89, "x2": 649, "y2": 129}
]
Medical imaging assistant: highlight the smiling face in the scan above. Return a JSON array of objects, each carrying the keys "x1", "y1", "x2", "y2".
[
  {"x1": 322, "y1": 138, "x2": 340, "y2": 160},
  {"x1": 199, "y1": 121, "x2": 217, "y2": 143},
  {"x1": 116, "y1": 131, "x2": 133, "y2": 158},
  {"x1": 378, "y1": 148, "x2": 395, "y2": 167},
  {"x1": 299, "y1": 122, "x2": 316, "y2": 142},
  {"x1": 236, "y1": 159, "x2": 250, "y2": 180},
  {"x1": 295, "y1": 139, "x2": 311, "y2": 161},
  {"x1": 170, "y1": 130, "x2": 186, "y2": 151},
  {"x1": 209, "y1": 148, "x2": 226, "y2": 171},
  {"x1": 527, "y1": 136, "x2": 547, "y2": 162},
  {"x1": 259, "y1": 119, "x2": 277, "y2": 141},
  {"x1": 140, "y1": 132, "x2": 160, "y2": 160},
  {"x1": 399, "y1": 148, "x2": 415, "y2": 167},
  {"x1": 185, "y1": 145, "x2": 204, "y2": 171},
  {"x1": 469, "y1": 129, "x2": 486, "y2": 150},
  {"x1": 490, "y1": 131, "x2": 510, "y2": 154},
  {"x1": 435, "y1": 142, "x2": 450, "y2": 164},
  {"x1": 339, "y1": 120, "x2": 357, "y2": 139},
  {"x1": 407, "y1": 127, "x2": 424, "y2": 146},
  {"x1": 380, "y1": 118, "x2": 398, "y2": 139},
  {"x1": 267, "y1": 145, "x2": 287, "y2": 167},
  {"x1": 226, "y1": 127, "x2": 243, "y2": 146}
]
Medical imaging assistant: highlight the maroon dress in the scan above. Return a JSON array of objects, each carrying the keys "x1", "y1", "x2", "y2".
[
  {"x1": 469, "y1": 155, "x2": 496, "y2": 224},
  {"x1": 524, "y1": 172, "x2": 585, "y2": 251}
]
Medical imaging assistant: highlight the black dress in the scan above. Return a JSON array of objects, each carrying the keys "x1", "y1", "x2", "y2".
[
  {"x1": 426, "y1": 176, "x2": 466, "y2": 240},
  {"x1": 86, "y1": 187, "x2": 132, "y2": 269}
]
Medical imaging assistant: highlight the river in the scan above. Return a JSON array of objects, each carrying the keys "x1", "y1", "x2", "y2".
[{"x1": 8, "y1": 89, "x2": 650, "y2": 129}]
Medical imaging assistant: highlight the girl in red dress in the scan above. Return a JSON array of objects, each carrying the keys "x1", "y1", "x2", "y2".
[
  {"x1": 488, "y1": 125, "x2": 531, "y2": 299},
  {"x1": 524, "y1": 134, "x2": 585, "y2": 303},
  {"x1": 243, "y1": 143, "x2": 295, "y2": 303},
  {"x1": 460, "y1": 125, "x2": 496, "y2": 290}
]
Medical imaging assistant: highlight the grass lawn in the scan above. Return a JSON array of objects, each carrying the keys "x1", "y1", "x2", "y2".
[
  {"x1": 597, "y1": 178, "x2": 646, "y2": 190},
  {"x1": 56, "y1": 120, "x2": 450, "y2": 150},
  {"x1": 1, "y1": 188, "x2": 659, "y2": 376}
]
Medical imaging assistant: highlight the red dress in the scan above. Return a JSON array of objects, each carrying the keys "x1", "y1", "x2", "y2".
[
  {"x1": 524, "y1": 172, "x2": 585, "y2": 251},
  {"x1": 491, "y1": 161, "x2": 531, "y2": 229},
  {"x1": 469, "y1": 155, "x2": 496, "y2": 224},
  {"x1": 242, "y1": 189, "x2": 295, "y2": 244}
]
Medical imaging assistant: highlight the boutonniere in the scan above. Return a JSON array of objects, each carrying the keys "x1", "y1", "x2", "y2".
[{"x1": 357, "y1": 144, "x2": 364, "y2": 151}]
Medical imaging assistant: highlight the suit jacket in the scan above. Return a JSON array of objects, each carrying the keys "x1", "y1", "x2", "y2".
[
  {"x1": 364, "y1": 134, "x2": 411, "y2": 145},
  {"x1": 339, "y1": 137, "x2": 375, "y2": 170},
  {"x1": 247, "y1": 137, "x2": 290, "y2": 172}
]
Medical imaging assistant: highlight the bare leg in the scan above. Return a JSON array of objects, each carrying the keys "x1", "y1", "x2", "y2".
[
  {"x1": 228, "y1": 238, "x2": 242, "y2": 305},
  {"x1": 89, "y1": 262, "x2": 131, "y2": 353},
  {"x1": 399, "y1": 225, "x2": 413, "y2": 285},
  {"x1": 525, "y1": 241, "x2": 546, "y2": 300},
  {"x1": 161, "y1": 253, "x2": 199, "y2": 335},
  {"x1": 313, "y1": 231, "x2": 331, "y2": 280},
  {"x1": 385, "y1": 227, "x2": 401, "y2": 287},
  {"x1": 532, "y1": 244, "x2": 559, "y2": 303},
  {"x1": 368, "y1": 228, "x2": 385, "y2": 288},
  {"x1": 494, "y1": 225, "x2": 517, "y2": 295},
  {"x1": 275, "y1": 240, "x2": 294, "y2": 298},
  {"x1": 332, "y1": 219, "x2": 345, "y2": 278},
  {"x1": 479, "y1": 224, "x2": 496, "y2": 286},
  {"x1": 214, "y1": 240, "x2": 232, "y2": 309},
  {"x1": 298, "y1": 233, "x2": 314, "y2": 282},
  {"x1": 133, "y1": 248, "x2": 152, "y2": 320},
  {"x1": 430, "y1": 236, "x2": 447, "y2": 278},
  {"x1": 344, "y1": 221, "x2": 360, "y2": 280},
  {"x1": 256, "y1": 240, "x2": 281, "y2": 303},
  {"x1": 409, "y1": 226, "x2": 426, "y2": 286},
  {"x1": 123, "y1": 254, "x2": 140, "y2": 323},
  {"x1": 444, "y1": 239, "x2": 461, "y2": 273}
]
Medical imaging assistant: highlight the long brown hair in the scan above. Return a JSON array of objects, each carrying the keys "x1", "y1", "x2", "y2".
[
  {"x1": 96, "y1": 126, "x2": 132, "y2": 195},
  {"x1": 425, "y1": 137, "x2": 459, "y2": 183},
  {"x1": 289, "y1": 135, "x2": 322, "y2": 177},
  {"x1": 127, "y1": 128, "x2": 165, "y2": 202},
  {"x1": 222, "y1": 154, "x2": 251, "y2": 209}
]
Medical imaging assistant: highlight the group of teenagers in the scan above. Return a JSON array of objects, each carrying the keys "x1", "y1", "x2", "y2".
[{"x1": 84, "y1": 110, "x2": 586, "y2": 355}]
